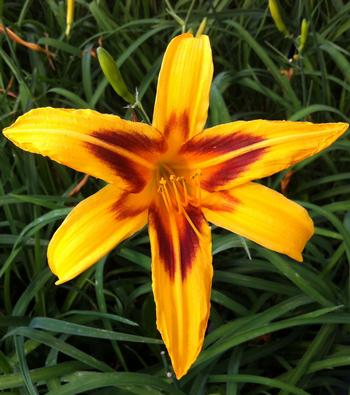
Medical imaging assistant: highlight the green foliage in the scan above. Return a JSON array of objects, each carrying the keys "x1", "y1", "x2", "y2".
[{"x1": 1, "y1": 0, "x2": 350, "y2": 393}]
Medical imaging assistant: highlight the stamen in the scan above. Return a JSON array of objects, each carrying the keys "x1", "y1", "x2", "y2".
[
  {"x1": 156, "y1": 170, "x2": 203, "y2": 241},
  {"x1": 157, "y1": 185, "x2": 170, "y2": 212},
  {"x1": 182, "y1": 208, "x2": 203, "y2": 241},
  {"x1": 177, "y1": 176, "x2": 188, "y2": 206},
  {"x1": 159, "y1": 177, "x2": 172, "y2": 212},
  {"x1": 170, "y1": 175, "x2": 182, "y2": 213}
]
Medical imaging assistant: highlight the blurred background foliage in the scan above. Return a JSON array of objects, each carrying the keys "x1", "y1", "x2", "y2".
[{"x1": 1, "y1": 0, "x2": 350, "y2": 394}]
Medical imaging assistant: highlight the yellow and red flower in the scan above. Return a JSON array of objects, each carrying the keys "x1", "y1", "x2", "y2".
[{"x1": 3, "y1": 33, "x2": 348, "y2": 378}]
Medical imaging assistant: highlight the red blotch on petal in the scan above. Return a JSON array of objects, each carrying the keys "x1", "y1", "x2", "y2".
[
  {"x1": 180, "y1": 132, "x2": 264, "y2": 156},
  {"x1": 178, "y1": 205, "x2": 204, "y2": 280},
  {"x1": 149, "y1": 205, "x2": 176, "y2": 279},
  {"x1": 85, "y1": 142, "x2": 146, "y2": 193},
  {"x1": 202, "y1": 148, "x2": 266, "y2": 190},
  {"x1": 149, "y1": 204, "x2": 206, "y2": 281},
  {"x1": 93, "y1": 130, "x2": 166, "y2": 154},
  {"x1": 163, "y1": 111, "x2": 190, "y2": 140},
  {"x1": 202, "y1": 191, "x2": 239, "y2": 213},
  {"x1": 112, "y1": 192, "x2": 148, "y2": 221}
]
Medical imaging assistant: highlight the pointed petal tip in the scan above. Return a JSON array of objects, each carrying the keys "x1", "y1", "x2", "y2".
[
  {"x1": 54, "y1": 271, "x2": 81, "y2": 285},
  {"x1": 2, "y1": 129, "x2": 10, "y2": 140},
  {"x1": 338, "y1": 122, "x2": 349, "y2": 134},
  {"x1": 330, "y1": 122, "x2": 349, "y2": 135},
  {"x1": 52, "y1": 267, "x2": 81, "y2": 285},
  {"x1": 284, "y1": 220, "x2": 313, "y2": 263},
  {"x1": 283, "y1": 208, "x2": 314, "y2": 263},
  {"x1": 173, "y1": 366, "x2": 190, "y2": 380},
  {"x1": 3, "y1": 123, "x2": 17, "y2": 140},
  {"x1": 170, "y1": 352, "x2": 198, "y2": 380},
  {"x1": 291, "y1": 252, "x2": 303, "y2": 263},
  {"x1": 322, "y1": 121, "x2": 348, "y2": 140},
  {"x1": 50, "y1": 258, "x2": 76, "y2": 286},
  {"x1": 54, "y1": 278, "x2": 67, "y2": 286},
  {"x1": 164, "y1": 311, "x2": 210, "y2": 381}
]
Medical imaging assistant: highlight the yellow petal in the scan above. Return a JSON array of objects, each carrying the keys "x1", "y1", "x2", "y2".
[
  {"x1": 148, "y1": 200, "x2": 212, "y2": 379},
  {"x1": 48, "y1": 184, "x2": 149, "y2": 284},
  {"x1": 152, "y1": 33, "x2": 213, "y2": 147},
  {"x1": 179, "y1": 120, "x2": 348, "y2": 191},
  {"x1": 3, "y1": 107, "x2": 166, "y2": 192},
  {"x1": 202, "y1": 182, "x2": 314, "y2": 261}
]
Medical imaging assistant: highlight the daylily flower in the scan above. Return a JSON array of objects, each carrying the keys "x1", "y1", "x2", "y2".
[{"x1": 3, "y1": 33, "x2": 348, "y2": 379}]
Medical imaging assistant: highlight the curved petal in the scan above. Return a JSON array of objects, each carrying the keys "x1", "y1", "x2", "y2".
[
  {"x1": 202, "y1": 182, "x2": 314, "y2": 261},
  {"x1": 48, "y1": 184, "x2": 150, "y2": 284},
  {"x1": 148, "y1": 200, "x2": 212, "y2": 379},
  {"x1": 152, "y1": 33, "x2": 213, "y2": 147},
  {"x1": 3, "y1": 108, "x2": 166, "y2": 193},
  {"x1": 179, "y1": 120, "x2": 348, "y2": 191}
]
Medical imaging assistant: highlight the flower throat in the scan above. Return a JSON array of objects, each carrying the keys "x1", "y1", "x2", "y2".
[{"x1": 156, "y1": 164, "x2": 202, "y2": 237}]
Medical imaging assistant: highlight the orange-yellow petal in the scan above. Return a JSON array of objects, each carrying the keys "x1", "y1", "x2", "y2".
[
  {"x1": 179, "y1": 120, "x2": 348, "y2": 191},
  {"x1": 48, "y1": 184, "x2": 150, "y2": 284},
  {"x1": 202, "y1": 182, "x2": 314, "y2": 261},
  {"x1": 3, "y1": 107, "x2": 166, "y2": 193},
  {"x1": 148, "y1": 200, "x2": 212, "y2": 379},
  {"x1": 152, "y1": 33, "x2": 213, "y2": 147}
]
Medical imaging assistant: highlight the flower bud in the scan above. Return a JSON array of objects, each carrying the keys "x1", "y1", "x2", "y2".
[
  {"x1": 269, "y1": 0, "x2": 289, "y2": 37},
  {"x1": 299, "y1": 19, "x2": 309, "y2": 53},
  {"x1": 97, "y1": 47, "x2": 134, "y2": 104}
]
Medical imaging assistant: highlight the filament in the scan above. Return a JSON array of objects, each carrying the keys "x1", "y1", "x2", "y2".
[
  {"x1": 170, "y1": 175, "x2": 182, "y2": 213},
  {"x1": 182, "y1": 207, "x2": 203, "y2": 240},
  {"x1": 178, "y1": 177, "x2": 188, "y2": 206},
  {"x1": 159, "y1": 178, "x2": 172, "y2": 212}
]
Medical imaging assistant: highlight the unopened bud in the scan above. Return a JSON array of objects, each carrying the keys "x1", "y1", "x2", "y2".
[
  {"x1": 97, "y1": 47, "x2": 134, "y2": 104},
  {"x1": 269, "y1": 0, "x2": 289, "y2": 37},
  {"x1": 299, "y1": 19, "x2": 309, "y2": 53}
]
